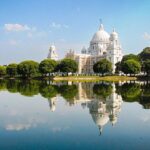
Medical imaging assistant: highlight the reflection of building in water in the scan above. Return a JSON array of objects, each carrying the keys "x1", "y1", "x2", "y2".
[
  {"x1": 87, "y1": 83, "x2": 122, "y2": 134},
  {"x1": 72, "y1": 82, "x2": 96, "y2": 105},
  {"x1": 48, "y1": 97, "x2": 57, "y2": 112}
]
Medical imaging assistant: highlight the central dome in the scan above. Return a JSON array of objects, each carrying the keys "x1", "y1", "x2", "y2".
[{"x1": 91, "y1": 24, "x2": 110, "y2": 44}]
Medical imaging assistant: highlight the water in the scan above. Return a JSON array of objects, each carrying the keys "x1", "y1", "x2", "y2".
[{"x1": 0, "y1": 80, "x2": 150, "y2": 150}]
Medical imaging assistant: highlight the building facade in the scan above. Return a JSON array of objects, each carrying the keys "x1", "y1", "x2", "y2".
[{"x1": 66, "y1": 24, "x2": 123, "y2": 74}]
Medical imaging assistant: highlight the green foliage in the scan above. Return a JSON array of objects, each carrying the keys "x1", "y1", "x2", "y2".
[
  {"x1": 17, "y1": 60, "x2": 39, "y2": 77},
  {"x1": 6, "y1": 63, "x2": 18, "y2": 77},
  {"x1": 139, "y1": 47, "x2": 150, "y2": 61},
  {"x1": 6, "y1": 80, "x2": 19, "y2": 93},
  {"x1": 117, "y1": 83, "x2": 141, "y2": 102},
  {"x1": 93, "y1": 59, "x2": 112, "y2": 75},
  {"x1": 17, "y1": 80, "x2": 40, "y2": 97},
  {"x1": 115, "y1": 61, "x2": 121, "y2": 73},
  {"x1": 93, "y1": 83, "x2": 113, "y2": 99},
  {"x1": 0, "y1": 80, "x2": 6, "y2": 91},
  {"x1": 121, "y1": 59, "x2": 141, "y2": 75},
  {"x1": 59, "y1": 84, "x2": 78, "y2": 102},
  {"x1": 143, "y1": 60, "x2": 150, "y2": 76},
  {"x1": 39, "y1": 84, "x2": 58, "y2": 98},
  {"x1": 122, "y1": 54, "x2": 140, "y2": 62},
  {"x1": 0, "y1": 66, "x2": 6, "y2": 77},
  {"x1": 58, "y1": 59, "x2": 78, "y2": 73},
  {"x1": 39, "y1": 59, "x2": 57, "y2": 76}
]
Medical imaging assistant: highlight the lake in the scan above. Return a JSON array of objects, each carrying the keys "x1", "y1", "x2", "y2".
[{"x1": 0, "y1": 80, "x2": 150, "y2": 150}]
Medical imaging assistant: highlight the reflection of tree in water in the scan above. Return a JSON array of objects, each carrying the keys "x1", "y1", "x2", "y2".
[
  {"x1": 116, "y1": 83, "x2": 141, "y2": 102},
  {"x1": 58, "y1": 84, "x2": 78, "y2": 105},
  {"x1": 0, "y1": 80, "x2": 6, "y2": 91},
  {"x1": 140, "y1": 83, "x2": 150, "y2": 109},
  {"x1": 17, "y1": 80, "x2": 40, "y2": 97},
  {"x1": 39, "y1": 84, "x2": 58, "y2": 99},
  {"x1": 6, "y1": 80, "x2": 19, "y2": 93},
  {"x1": 93, "y1": 83, "x2": 113, "y2": 99}
]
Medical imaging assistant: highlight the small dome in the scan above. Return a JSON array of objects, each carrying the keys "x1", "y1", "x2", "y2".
[
  {"x1": 110, "y1": 28, "x2": 118, "y2": 41},
  {"x1": 49, "y1": 45, "x2": 56, "y2": 51},
  {"x1": 92, "y1": 113, "x2": 109, "y2": 127},
  {"x1": 91, "y1": 24, "x2": 110, "y2": 44}
]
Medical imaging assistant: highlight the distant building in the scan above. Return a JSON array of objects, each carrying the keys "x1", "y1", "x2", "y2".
[
  {"x1": 47, "y1": 45, "x2": 58, "y2": 61},
  {"x1": 66, "y1": 24, "x2": 123, "y2": 74}
]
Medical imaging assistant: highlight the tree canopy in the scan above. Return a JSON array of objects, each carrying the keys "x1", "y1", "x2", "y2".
[
  {"x1": 93, "y1": 59, "x2": 112, "y2": 75},
  {"x1": 139, "y1": 47, "x2": 150, "y2": 61},
  {"x1": 0, "y1": 66, "x2": 6, "y2": 77},
  {"x1": 58, "y1": 59, "x2": 78, "y2": 73},
  {"x1": 121, "y1": 59, "x2": 141, "y2": 75},
  {"x1": 17, "y1": 60, "x2": 39, "y2": 77},
  {"x1": 143, "y1": 60, "x2": 150, "y2": 76},
  {"x1": 39, "y1": 59, "x2": 57, "y2": 76},
  {"x1": 122, "y1": 54, "x2": 140, "y2": 62},
  {"x1": 6, "y1": 63, "x2": 18, "y2": 77}
]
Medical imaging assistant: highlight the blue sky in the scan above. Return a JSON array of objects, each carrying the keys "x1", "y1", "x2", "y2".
[{"x1": 0, "y1": 0, "x2": 150, "y2": 64}]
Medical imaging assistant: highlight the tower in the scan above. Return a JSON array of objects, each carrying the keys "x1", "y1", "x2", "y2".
[
  {"x1": 47, "y1": 45, "x2": 58, "y2": 60},
  {"x1": 107, "y1": 28, "x2": 123, "y2": 73}
]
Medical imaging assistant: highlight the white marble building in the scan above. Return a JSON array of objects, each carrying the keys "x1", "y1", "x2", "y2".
[
  {"x1": 66, "y1": 24, "x2": 123, "y2": 74},
  {"x1": 47, "y1": 45, "x2": 58, "y2": 61}
]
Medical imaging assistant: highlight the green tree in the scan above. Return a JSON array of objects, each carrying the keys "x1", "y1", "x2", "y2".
[
  {"x1": 93, "y1": 59, "x2": 112, "y2": 75},
  {"x1": 143, "y1": 60, "x2": 150, "y2": 76},
  {"x1": 115, "y1": 61, "x2": 121, "y2": 74},
  {"x1": 0, "y1": 66, "x2": 6, "y2": 77},
  {"x1": 121, "y1": 59, "x2": 141, "y2": 75},
  {"x1": 122, "y1": 54, "x2": 140, "y2": 62},
  {"x1": 139, "y1": 47, "x2": 150, "y2": 61},
  {"x1": 58, "y1": 59, "x2": 78, "y2": 74},
  {"x1": 17, "y1": 60, "x2": 39, "y2": 78},
  {"x1": 6, "y1": 63, "x2": 18, "y2": 77},
  {"x1": 39, "y1": 59, "x2": 57, "y2": 76}
]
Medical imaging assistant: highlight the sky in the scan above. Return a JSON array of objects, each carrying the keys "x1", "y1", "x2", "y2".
[{"x1": 0, "y1": 0, "x2": 150, "y2": 64}]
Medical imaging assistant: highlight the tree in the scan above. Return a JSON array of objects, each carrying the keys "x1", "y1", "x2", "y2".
[
  {"x1": 143, "y1": 60, "x2": 150, "y2": 76},
  {"x1": 115, "y1": 61, "x2": 121, "y2": 74},
  {"x1": 122, "y1": 54, "x2": 140, "y2": 62},
  {"x1": 0, "y1": 66, "x2": 6, "y2": 77},
  {"x1": 39, "y1": 59, "x2": 57, "y2": 76},
  {"x1": 6, "y1": 63, "x2": 18, "y2": 77},
  {"x1": 17, "y1": 60, "x2": 39, "y2": 78},
  {"x1": 139, "y1": 47, "x2": 150, "y2": 61},
  {"x1": 121, "y1": 59, "x2": 141, "y2": 75},
  {"x1": 93, "y1": 59, "x2": 112, "y2": 75},
  {"x1": 58, "y1": 59, "x2": 78, "y2": 74}
]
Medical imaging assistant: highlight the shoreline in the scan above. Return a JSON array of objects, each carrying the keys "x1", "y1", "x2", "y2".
[
  {"x1": 53, "y1": 76, "x2": 137, "y2": 82},
  {"x1": 0, "y1": 75, "x2": 150, "y2": 82}
]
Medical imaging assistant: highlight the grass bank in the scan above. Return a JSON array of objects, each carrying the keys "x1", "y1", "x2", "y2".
[{"x1": 53, "y1": 76, "x2": 137, "y2": 82}]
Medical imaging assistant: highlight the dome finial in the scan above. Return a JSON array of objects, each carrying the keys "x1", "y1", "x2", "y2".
[
  {"x1": 99, "y1": 19, "x2": 104, "y2": 30},
  {"x1": 113, "y1": 27, "x2": 115, "y2": 32}
]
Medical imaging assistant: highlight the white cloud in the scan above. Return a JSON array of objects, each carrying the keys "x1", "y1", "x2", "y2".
[
  {"x1": 6, "y1": 123, "x2": 31, "y2": 131},
  {"x1": 143, "y1": 32, "x2": 150, "y2": 41},
  {"x1": 4, "y1": 23, "x2": 31, "y2": 32},
  {"x1": 50, "y1": 22, "x2": 69, "y2": 29}
]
